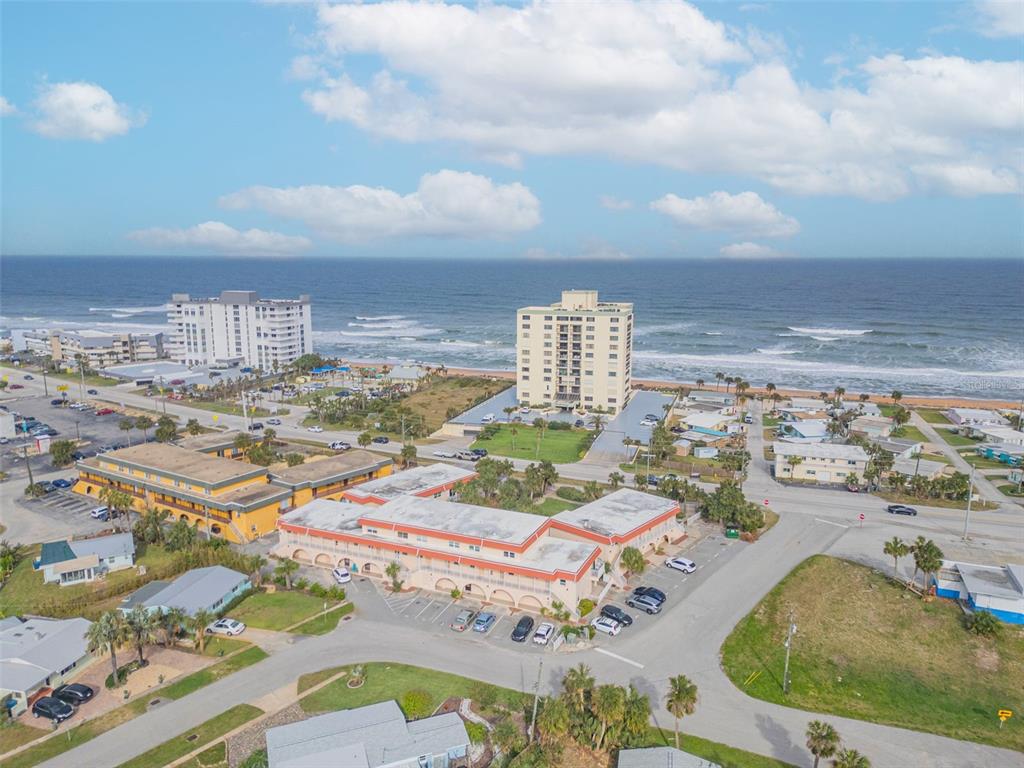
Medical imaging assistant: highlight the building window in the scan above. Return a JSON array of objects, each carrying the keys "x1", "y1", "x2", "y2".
[
  {"x1": 397, "y1": 531, "x2": 409, "y2": 539},
  {"x1": 559, "y1": 579, "x2": 566, "y2": 586},
  {"x1": 366, "y1": 527, "x2": 378, "y2": 534},
  {"x1": 448, "y1": 541, "x2": 460, "y2": 549},
  {"x1": 469, "y1": 545, "x2": 481, "y2": 552},
  {"x1": 503, "y1": 551, "x2": 516, "y2": 559}
]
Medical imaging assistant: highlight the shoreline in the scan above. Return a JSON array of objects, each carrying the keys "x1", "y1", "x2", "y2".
[{"x1": 348, "y1": 360, "x2": 1023, "y2": 411}]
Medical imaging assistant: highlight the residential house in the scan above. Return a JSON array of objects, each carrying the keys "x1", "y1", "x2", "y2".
[
  {"x1": 121, "y1": 565, "x2": 250, "y2": 617},
  {"x1": 934, "y1": 561, "x2": 1024, "y2": 624},
  {"x1": 849, "y1": 415, "x2": 894, "y2": 439},
  {"x1": 974, "y1": 443, "x2": 1024, "y2": 467},
  {"x1": 772, "y1": 442, "x2": 870, "y2": 484},
  {"x1": 618, "y1": 747, "x2": 721, "y2": 768},
  {"x1": 967, "y1": 426, "x2": 1024, "y2": 446},
  {"x1": 35, "y1": 532, "x2": 136, "y2": 586},
  {"x1": 776, "y1": 419, "x2": 830, "y2": 443},
  {"x1": 264, "y1": 700, "x2": 470, "y2": 768},
  {"x1": 386, "y1": 365, "x2": 428, "y2": 388},
  {"x1": 835, "y1": 400, "x2": 882, "y2": 418},
  {"x1": 892, "y1": 457, "x2": 947, "y2": 480},
  {"x1": 680, "y1": 412, "x2": 735, "y2": 434},
  {"x1": 869, "y1": 437, "x2": 923, "y2": 460},
  {"x1": 685, "y1": 389, "x2": 736, "y2": 408},
  {"x1": 945, "y1": 408, "x2": 1008, "y2": 427},
  {"x1": 0, "y1": 617, "x2": 93, "y2": 716}
]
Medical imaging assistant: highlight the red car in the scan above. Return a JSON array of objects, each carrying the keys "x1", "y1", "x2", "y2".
[
  {"x1": 9, "y1": 384, "x2": 24, "y2": 390},
  {"x1": 95, "y1": 408, "x2": 115, "y2": 416}
]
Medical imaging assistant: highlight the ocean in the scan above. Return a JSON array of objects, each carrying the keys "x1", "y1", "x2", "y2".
[{"x1": 1, "y1": 256, "x2": 1021, "y2": 400}]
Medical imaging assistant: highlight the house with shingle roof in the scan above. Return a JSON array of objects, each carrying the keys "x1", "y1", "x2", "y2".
[{"x1": 34, "y1": 532, "x2": 136, "y2": 586}]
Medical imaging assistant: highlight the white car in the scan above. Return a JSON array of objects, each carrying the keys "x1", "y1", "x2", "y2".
[
  {"x1": 307, "y1": 425, "x2": 324, "y2": 433},
  {"x1": 519, "y1": 406, "x2": 531, "y2": 414},
  {"x1": 89, "y1": 505, "x2": 110, "y2": 519},
  {"x1": 532, "y1": 622, "x2": 555, "y2": 645},
  {"x1": 639, "y1": 419, "x2": 657, "y2": 427},
  {"x1": 329, "y1": 441, "x2": 351, "y2": 451},
  {"x1": 267, "y1": 418, "x2": 282, "y2": 426},
  {"x1": 433, "y1": 449, "x2": 457, "y2": 458},
  {"x1": 205, "y1": 618, "x2": 246, "y2": 636},
  {"x1": 591, "y1": 616, "x2": 621, "y2": 636},
  {"x1": 332, "y1": 567, "x2": 352, "y2": 584},
  {"x1": 666, "y1": 557, "x2": 697, "y2": 574}
]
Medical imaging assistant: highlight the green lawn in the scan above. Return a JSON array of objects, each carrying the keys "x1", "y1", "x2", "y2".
[
  {"x1": 183, "y1": 399, "x2": 275, "y2": 418},
  {"x1": 762, "y1": 416, "x2": 780, "y2": 427},
  {"x1": 179, "y1": 741, "x2": 227, "y2": 768},
  {"x1": 958, "y1": 453, "x2": 1013, "y2": 470},
  {"x1": 532, "y1": 497, "x2": 580, "y2": 515},
  {"x1": 471, "y1": 424, "x2": 591, "y2": 463},
  {"x1": 45, "y1": 371, "x2": 121, "y2": 387},
  {"x1": 878, "y1": 404, "x2": 901, "y2": 418},
  {"x1": 890, "y1": 424, "x2": 929, "y2": 444},
  {"x1": 114, "y1": 704, "x2": 262, "y2": 768},
  {"x1": 231, "y1": 590, "x2": 339, "y2": 631},
  {"x1": 645, "y1": 729, "x2": 795, "y2": 768},
  {"x1": 937, "y1": 429, "x2": 980, "y2": 448},
  {"x1": 917, "y1": 452, "x2": 951, "y2": 465},
  {"x1": 0, "y1": 722, "x2": 46, "y2": 754},
  {"x1": 916, "y1": 409, "x2": 952, "y2": 424},
  {"x1": 721, "y1": 555, "x2": 1024, "y2": 752},
  {"x1": 876, "y1": 490, "x2": 998, "y2": 511},
  {"x1": 998, "y1": 483, "x2": 1024, "y2": 497},
  {"x1": 290, "y1": 602, "x2": 354, "y2": 635},
  {"x1": 0, "y1": 544, "x2": 179, "y2": 618},
  {"x1": 4, "y1": 646, "x2": 267, "y2": 768}
]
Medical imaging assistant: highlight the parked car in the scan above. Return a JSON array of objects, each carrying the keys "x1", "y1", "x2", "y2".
[
  {"x1": 574, "y1": 419, "x2": 585, "y2": 428},
  {"x1": 371, "y1": 436, "x2": 390, "y2": 444},
  {"x1": 53, "y1": 683, "x2": 94, "y2": 706},
  {"x1": 591, "y1": 616, "x2": 622, "y2": 636},
  {"x1": 209, "y1": 371, "x2": 222, "y2": 377},
  {"x1": 666, "y1": 556, "x2": 697, "y2": 574},
  {"x1": 31, "y1": 696, "x2": 74, "y2": 723},
  {"x1": 639, "y1": 419, "x2": 657, "y2": 427},
  {"x1": 307, "y1": 425, "x2": 324, "y2": 433},
  {"x1": 24, "y1": 374, "x2": 34, "y2": 380},
  {"x1": 519, "y1": 406, "x2": 531, "y2": 414},
  {"x1": 887, "y1": 504, "x2": 918, "y2": 516},
  {"x1": 52, "y1": 478, "x2": 73, "y2": 489},
  {"x1": 170, "y1": 379, "x2": 185, "y2": 386},
  {"x1": 89, "y1": 505, "x2": 110, "y2": 519},
  {"x1": 267, "y1": 418, "x2": 282, "y2": 426},
  {"x1": 743, "y1": 413, "x2": 753, "y2": 424},
  {"x1": 433, "y1": 450, "x2": 457, "y2": 459},
  {"x1": 39, "y1": 481, "x2": 57, "y2": 494},
  {"x1": 472, "y1": 612, "x2": 496, "y2": 633},
  {"x1": 206, "y1": 618, "x2": 246, "y2": 636},
  {"x1": 329, "y1": 441, "x2": 351, "y2": 451},
  {"x1": 625, "y1": 594, "x2": 663, "y2": 615},
  {"x1": 456, "y1": 450, "x2": 480, "y2": 462},
  {"x1": 332, "y1": 567, "x2": 352, "y2": 584},
  {"x1": 248, "y1": 422, "x2": 264, "y2": 431},
  {"x1": 87, "y1": 389, "x2": 98, "y2": 395},
  {"x1": 471, "y1": 448, "x2": 488, "y2": 457},
  {"x1": 599, "y1": 604, "x2": 633, "y2": 627},
  {"x1": 450, "y1": 609, "x2": 476, "y2": 632},
  {"x1": 50, "y1": 399, "x2": 65, "y2": 406},
  {"x1": 646, "y1": 475, "x2": 659, "y2": 487},
  {"x1": 644, "y1": 413, "x2": 658, "y2": 421},
  {"x1": 532, "y1": 622, "x2": 555, "y2": 645},
  {"x1": 631, "y1": 586, "x2": 667, "y2": 605},
  {"x1": 511, "y1": 615, "x2": 535, "y2": 642},
  {"x1": 95, "y1": 408, "x2": 115, "y2": 416}
]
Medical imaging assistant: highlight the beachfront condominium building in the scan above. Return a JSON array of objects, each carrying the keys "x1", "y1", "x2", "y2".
[
  {"x1": 516, "y1": 289, "x2": 633, "y2": 414},
  {"x1": 167, "y1": 291, "x2": 312, "y2": 370},
  {"x1": 49, "y1": 329, "x2": 165, "y2": 367}
]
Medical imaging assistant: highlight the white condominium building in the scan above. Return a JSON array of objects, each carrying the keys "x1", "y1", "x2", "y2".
[
  {"x1": 167, "y1": 291, "x2": 312, "y2": 370},
  {"x1": 516, "y1": 289, "x2": 633, "y2": 413},
  {"x1": 49, "y1": 330, "x2": 165, "y2": 366}
]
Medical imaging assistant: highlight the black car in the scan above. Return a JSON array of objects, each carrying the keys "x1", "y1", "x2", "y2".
[
  {"x1": 511, "y1": 615, "x2": 535, "y2": 642},
  {"x1": 887, "y1": 504, "x2": 918, "y2": 516},
  {"x1": 32, "y1": 696, "x2": 74, "y2": 723},
  {"x1": 248, "y1": 422, "x2": 264, "y2": 431},
  {"x1": 87, "y1": 389, "x2": 98, "y2": 395},
  {"x1": 50, "y1": 399, "x2": 64, "y2": 406},
  {"x1": 574, "y1": 419, "x2": 585, "y2": 428},
  {"x1": 631, "y1": 586, "x2": 667, "y2": 606},
  {"x1": 372, "y1": 436, "x2": 390, "y2": 444},
  {"x1": 53, "y1": 683, "x2": 95, "y2": 706},
  {"x1": 599, "y1": 604, "x2": 633, "y2": 627},
  {"x1": 471, "y1": 448, "x2": 488, "y2": 457}
]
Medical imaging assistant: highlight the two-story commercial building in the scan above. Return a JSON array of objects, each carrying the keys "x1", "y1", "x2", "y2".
[
  {"x1": 772, "y1": 442, "x2": 870, "y2": 484},
  {"x1": 340, "y1": 463, "x2": 477, "y2": 505}
]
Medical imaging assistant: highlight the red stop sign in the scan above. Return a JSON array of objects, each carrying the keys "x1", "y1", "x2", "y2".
[
  {"x1": 763, "y1": 499, "x2": 769, "y2": 506},
  {"x1": 859, "y1": 513, "x2": 865, "y2": 520}
]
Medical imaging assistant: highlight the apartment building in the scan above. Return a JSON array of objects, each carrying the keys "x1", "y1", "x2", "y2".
[
  {"x1": 49, "y1": 329, "x2": 165, "y2": 367},
  {"x1": 516, "y1": 289, "x2": 633, "y2": 414},
  {"x1": 167, "y1": 290, "x2": 312, "y2": 370},
  {"x1": 772, "y1": 442, "x2": 870, "y2": 484},
  {"x1": 341, "y1": 463, "x2": 477, "y2": 505}
]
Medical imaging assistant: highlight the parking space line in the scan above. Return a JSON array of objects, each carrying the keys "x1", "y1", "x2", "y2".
[
  {"x1": 594, "y1": 647, "x2": 645, "y2": 669},
  {"x1": 435, "y1": 599, "x2": 456, "y2": 624},
  {"x1": 490, "y1": 615, "x2": 504, "y2": 636},
  {"x1": 413, "y1": 599, "x2": 437, "y2": 620}
]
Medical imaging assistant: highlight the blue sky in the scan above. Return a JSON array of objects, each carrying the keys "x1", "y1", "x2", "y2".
[{"x1": 1, "y1": 1, "x2": 1021, "y2": 259}]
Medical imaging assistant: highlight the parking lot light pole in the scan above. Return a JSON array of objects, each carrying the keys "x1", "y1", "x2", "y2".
[
  {"x1": 41, "y1": 368, "x2": 49, "y2": 397},
  {"x1": 961, "y1": 464, "x2": 976, "y2": 541},
  {"x1": 782, "y1": 611, "x2": 797, "y2": 695}
]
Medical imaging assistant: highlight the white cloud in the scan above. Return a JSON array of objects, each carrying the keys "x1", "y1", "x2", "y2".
[
  {"x1": 651, "y1": 190, "x2": 800, "y2": 237},
  {"x1": 127, "y1": 221, "x2": 312, "y2": 257},
  {"x1": 524, "y1": 239, "x2": 632, "y2": 261},
  {"x1": 297, "y1": 1, "x2": 1024, "y2": 199},
  {"x1": 0, "y1": 97, "x2": 16, "y2": 116},
  {"x1": 600, "y1": 195, "x2": 634, "y2": 211},
  {"x1": 31, "y1": 81, "x2": 145, "y2": 141},
  {"x1": 220, "y1": 170, "x2": 541, "y2": 241},
  {"x1": 975, "y1": 0, "x2": 1024, "y2": 37},
  {"x1": 911, "y1": 162, "x2": 1020, "y2": 196},
  {"x1": 718, "y1": 242, "x2": 781, "y2": 259},
  {"x1": 287, "y1": 55, "x2": 325, "y2": 81}
]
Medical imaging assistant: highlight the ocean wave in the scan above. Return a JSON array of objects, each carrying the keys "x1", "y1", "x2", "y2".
[
  {"x1": 788, "y1": 326, "x2": 872, "y2": 336},
  {"x1": 313, "y1": 326, "x2": 442, "y2": 342},
  {"x1": 89, "y1": 305, "x2": 168, "y2": 315},
  {"x1": 354, "y1": 315, "x2": 405, "y2": 321},
  {"x1": 635, "y1": 322, "x2": 693, "y2": 336},
  {"x1": 703, "y1": 331, "x2": 724, "y2": 336},
  {"x1": 756, "y1": 348, "x2": 801, "y2": 356},
  {"x1": 811, "y1": 336, "x2": 839, "y2": 342},
  {"x1": 348, "y1": 321, "x2": 414, "y2": 330}
]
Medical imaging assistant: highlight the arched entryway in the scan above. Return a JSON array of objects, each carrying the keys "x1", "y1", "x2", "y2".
[
  {"x1": 435, "y1": 577, "x2": 458, "y2": 593},
  {"x1": 462, "y1": 583, "x2": 486, "y2": 600},
  {"x1": 292, "y1": 549, "x2": 311, "y2": 564},
  {"x1": 518, "y1": 595, "x2": 543, "y2": 613},
  {"x1": 490, "y1": 589, "x2": 515, "y2": 607},
  {"x1": 314, "y1": 553, "x2": 333, "y2": 567}
]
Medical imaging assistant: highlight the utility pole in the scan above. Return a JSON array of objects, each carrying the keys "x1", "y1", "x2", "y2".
[
  {"x1": 24, "y1": 444, "x2": 34, "y2": 488},
  {"x1": 241, "y1": 390, "x2": 250, "y2": 429},
  {"x1": 782, "y1": 611, "x2": 797, "y2": 695},
  {"x1": 78, "y1": 364, "x2": 86, "y2": 402},
  {"x1": 961, "y1": 464, "x2": 976, "y2": 541},
  {"x1": 41, "y1": 368, "x2": 49, "y2": 397},
  {"x1": 528, "y1": 658, "x2": 543, "y2": 743}
]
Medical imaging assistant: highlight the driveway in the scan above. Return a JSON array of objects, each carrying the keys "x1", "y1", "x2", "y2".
[{"x1": 584, "y1": 390, "x2": 676, "y2": 465}]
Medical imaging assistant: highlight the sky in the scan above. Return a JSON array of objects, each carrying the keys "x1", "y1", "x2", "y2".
[{"x1": 1, "y1": 0, "x2": 1022, "y2": 260}]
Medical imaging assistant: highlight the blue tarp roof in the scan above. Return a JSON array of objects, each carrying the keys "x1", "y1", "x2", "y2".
[{"x1": 692, "y1": 427, "x2": 729, "y2": 437}]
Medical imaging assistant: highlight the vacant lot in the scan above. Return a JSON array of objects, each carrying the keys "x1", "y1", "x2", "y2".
[
  {"x1": 721, "y1": 555, "x2": 1023, "y2": 751},
  {"x1": 891, "y1": 425, "x2": 929, "y2": 444},
  {"x1": 403, "y1": 375, "x2": 511, "y2": 432},
  {"x1": 231, "y1": 590, "x2": 339, "y2": 631},
  {"x1": 936, "y1": 429, "x2": 980, "y2": 448},
  {"x1": 916, "y1": 409, "x2": 952, "y2": 424},
  {"x1": 472, "y1": 424, "x2": 590, "y2": 463}
]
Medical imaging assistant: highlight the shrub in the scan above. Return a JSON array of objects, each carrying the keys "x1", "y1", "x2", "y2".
[
  {"x1": 965, "y1": 611, "x2": 1001, "y2": 637},
  {"x1": 239, "y1": 749, "x2": 269, "y2": 768},
  {"x1": 548, "y1": 421, "x2": 570, "y2": 431},
  {"x1": 620, "y1": 546, "x2": 646, "y2": 575},
  {"x1": 327, "y1": 586, "x2": 346, "y2": 602},
  {"x1": 401, "y1": 689, "x2": 434, "y2": 719},
  {"x1": 105, "y1": 659, "x2": 144, "y2": 688},
  {"x1": 293, "y1": 577, "x2": 309, "y2": 591},
  {"x1": 577, "y1": 599, "x2": 595, "y2": 617},
  {"x1": 555, "y1": 486, "x2": 586, "y2": 502},
  {"x1": 309, "y1": 583, "x2": 327, "y2": 598},
  {"x1": 472, "y1": 680, "x2": 498, "y2": 710},
  {"x1": 451, "y1": 588, "x2": 462, "y2": 600},
  {"x1": 465, "y1": 720, "x2": 489, "y2": 744}
]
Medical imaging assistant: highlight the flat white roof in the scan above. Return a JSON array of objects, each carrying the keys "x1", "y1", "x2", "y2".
[
  {"x1": 682, "y1": 412, "x2": 734, "y2": 429},
  {"x1": 343, "y1": 464, "x2": 477, "y2": 502},
  {"x1": 772, "y1": 441, "x2": 869, "y2": 460},
  {"x1": 279, "y1": 498, "x2": 364, "y2": 533},
  {"x1": 977, "y1": 426, "x2": 1024, "y2": 441},
  {"x1": 365, "y1": 496, "x2": 546, "y2": 546},
  {"x1": 553, "y1": 489, "x2": 677, "y2": 539}
]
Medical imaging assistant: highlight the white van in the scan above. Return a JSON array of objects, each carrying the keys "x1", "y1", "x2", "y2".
[{"x1": 481, "y1": 413, "x2": 495, "y2": 424}]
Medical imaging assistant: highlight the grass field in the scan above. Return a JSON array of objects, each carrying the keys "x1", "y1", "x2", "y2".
[
  {"x1": 44, "y1": 370, "x2": 121, "y2": 388},
  {"x1": 290, "y1": 602, "x2": 354, "y2": 635},
  {"x1": 916, "y1": 409, "x2": 952, "y2": 424},
  {"x1": 179, "y1": 742, "x2": 227, "y2": 768},
  {"x1": 917, "y1": 452, "x2": 951, "y2": 465},
  {"x1": 0, "y1": 544, "x2": 178, "y2": 618},
  {"x1": 645, "y1": 729, "x2": 795, "y2": 768},
  {"x1": 402, "y1": 376, "x2": 512, "y2": 433},
  {"x1": 0, "y1": 723, "x2": 46, "y2": 755},
  {"x1": 998, "y1": 483, "x2": 1024, "y2": 497},
  {"x1": 231, "y1": 591, "x2": 340, "y2": 631},
  {"x1": 533, "y1": 497, "x2": 580, "y2": 515},
  {"x1": 183, "y1": 399, "x2": 275, "y2": 418},
  {"x1": 762, "y1": 416, "x2": 780, "y2": 427},
  {"x1": 114, "y1": 704, "x2": 262, "y2": 768},
  {"x1": 3, "y1": 646, "x2": 267, "y2": 768},
  {"x1": 958, "y1": 453, "x2": 1011, "y2": 470},
  {"x1": 937, "y1": 429, "x2": 980, "y2": 448},
  {"x1": 877, "y1": 491, "x2": 998, "y2": 511},
  {"x1": 891, "y1": 425, "x2": 929, "y2": 444},
  {"x1": 721, "y1": 555, "x2": 1024, "y2": 751},
  {"x1": 471, "y1": 424, "x2": 590, "y2": 463}
]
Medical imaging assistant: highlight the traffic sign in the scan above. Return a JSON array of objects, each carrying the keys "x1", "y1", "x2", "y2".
[
  {"x1": 56, "y1": 385, "x2": 69, "y2": 392},
  {"x1": 763, "y1": 499, "x2": 769, "y2": 506},
  {"x1": 999, "y1": 709, "x2": 1013, "y2": 721},
  {"x1": 859, "y1": 513, "x2": 865, "y2": 520}
]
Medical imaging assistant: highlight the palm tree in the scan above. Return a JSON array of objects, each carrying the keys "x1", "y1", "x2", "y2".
[
  {"x1": 99, "y1": 487, "x2": 134, "y2": 532},
  {"x1": 806, "y1": 720, "x2": 840, "y2": 768},
  {"x1": 832, "y1": 748, "x2": 871, "y2": 768},
  {"x1": 262, "y1": 427, "x2": 277, "y2": 444},
  {"x1": 536, "y1": 696, "x2": 569, "y2": 745},
  {"x1": 275, "y1": 558, "x2": 299, "y2": 589},
  {"x1": 592, "y1": 684, "x2": 626, "y2": 749},
  {"x1": 891, "y1": 390, "x2": 903, "y2": 405},
  {"x1": 186, "y1": 418, "x2": 202, "y2": 436},
  {"x1": 234, "y1": 433, "x2": 253, "y2": 456},
  {"x1": 590, "y1": 412, "x2": 605, "y2": 432},
  {"x1": 119, "y1": 417, "x2": 135, "y2": 446},
  {"x1": 135, "y1": 415, "x2": 154, "y2": 441},
  {"x1": 124, "y1": 605, "x2": 157, "y2": 665},
  {"x1": 532, "y1": 417, "x2": 547, "y2": 458},
  {"x1": 609, "y1": 471, "x2": 625, "y2": 490},
  {"x1": 86, "y1": 610, "x2": 127, "y2": 684},
  {"x1": 766, "y1": 382, "x2": 777, "y2": 400},
  {"x1": 666, "y1": 674, "x2": 698, "y2": 749},
  {"x1": 400, "y1": 444, "x2": 417, "y2": 468},
  {"x1": 158, "y1": 607, "x2": 187, "y2": 648},
  {"x1": 358, "y1": 431, "x2": 372, "y2": 448},
  {"x1": 561, "y1": 664, "x2": 594, "y2": 713},
  {"x1": 714, "y1": 371, "x2": 725, "y2": 391},
  {"x1": 695, "y1": 378, "x2": 705, "y2": 390},
  {"x1": 510, "y1": 424, "x2": 519, "y2": 452},
  {"x1": 883, "y1": 537, "x2": 909, "y2": 581},
  {"x1": 191, "y1": 609, "x2": 215, "y2": 654},
  {"x1": 786, "y1": 455, "x2": 803, "y2": 475},
  {"x1": 622, "y1": 684, "x2": 652, "y2": 745},
  {"x1": 503, "y1": 406, "x2": 515, "y2": 423}
]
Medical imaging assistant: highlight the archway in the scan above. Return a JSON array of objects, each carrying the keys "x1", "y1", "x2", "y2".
[
  {"x1": 292, "y1": 549, "x2": 311, "y2": 563},
  {"x1": 435, "y1": 577, "x2": 458, "y2": 594},
  {"x1": 490, "y1": 589, "x2": 515, "y2": 607},
  {"x1": 339, "y1": 557, "x2": 351, "y2": 569},
  {"x1": 462, "y1": 583, "x2": 486, "y2": 600},
  {"x1": 362, "y1": 562, "x2": 377, "y2": 575},
  {"x1": 314, "y1": 553, "x2": 333, "y2": 567},
  {"x1": 518, "y1": 595, "x2": 543, "y2": 613}
]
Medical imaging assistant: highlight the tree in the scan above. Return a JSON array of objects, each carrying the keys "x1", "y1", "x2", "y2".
[
  {"x1": 385, "y1": 560, "x2": 403, "y2": 592},
  {"x1": 492, "y1": 718, "x2": 524, "y2": 754},
  {"x1": 666, "y1": 674, "x2": 698, "y2": 750},
  {"x1": 124, "y1": 605, "x2": 157, "y2": 665},
  {"x1": 883, "y1": 537, "x2": 909, "y2": 581},
  {"x1": 86, "y1": 610, "x2": 127, "y2": 684},
  {"x1": 891, "y1": 407, "x2": 910, "y2": 434},
  {"x1": 186, "y1": 418, "x2": 203, "y2": 436},
  {"x1": 135, "y1": 415, "x2": 154, "y2": 440},
  {"x1": 358, "y1": 431, "x2": 372, "y2": 448},
  {"x1": 191, "y1": 610, "x2": 215, "y2": 654},
  {"x1": 537, "y1": 696, "x2": 570, "y2": 746},
  {"x1": 715, "y1": 371, "x2": 725, "y2": 391},
  {"x1": 285, "y1": 452, "x2": 305, "y2": 467},
  {"x1": 785, "y1": 455, "x2": 803, "y2": 476},
  {"x1": 911, "y1": 537, "x2": 944, "y2": 595},
  {"x1": 620, "y1": 546, "x2": 645, "y2": 575},
  {"x1": 165, "y1": 517, "x2": 198, "y2": 550},
  {"x1": 262, "y1": 427, "x2": 276, "y2": 444},
  {"x1": 155, "y1": 415, "x2": 177, "y2": 442},
  {"x1": 503, "y1": 406, "x2": 516, "y2": 423},
  {"x1": 592, "y1": 684, "x2": 625, "y2": 749},
  {"x1": 891, "y1": 390, "x2": 903, "y2": 405},
  {"x1": 275, "y1": 557, "x2": 299, "y2": 589},
  {"x1": 695, "y1": 378, "x2": 705, "y2": 390},
  {"x1": 49, "y1": 439, "x2": 77, "y2": 467},
  {"x1": 806, "y1": 720, "x2": 840, "y2": 768},
  {"x1": 119, "y1": 417, "x2": 135, "y2": 446},
  {"x1": 582, "y1": 481, "x2": 603, "y2": 501},
  {"x1": 533, "y1": 418, "x2": 547, "y2": 458},
  {"x1": 621, "y1": 684, "x2": 651, "y2": 747},
  {"x1": 400, "y1": 443, "x2": 418, "y2": 468},
  {"x1": 561, "y1": 664, "x2": 594, "y2": 713},
  {"x1": 134, "y1": 507, "x2": 169, "y2": 545},
  {"x1": 965, "y1": 611, "x2": 1001, "y2": 637},
  {"x1": 609, "y1": 471, "x2": 624, "y2": 490},
  {"x1": 157, "y1": 607, "x2": 187, "y2": 648},
  {"x1": 523, "y1": 464, "x2": 544, "y2": 499},
  {"x1": 832, "y1": 748, "x2": 871, "y2": 768},
  {"x1": 234, "y1": 433, "x2": 254, "y2": 455},
  {"x1": 99, "y1": 487, "x2": 134, "y2": 533}
]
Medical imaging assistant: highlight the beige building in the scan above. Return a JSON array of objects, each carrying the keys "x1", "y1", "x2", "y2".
[
  {"x1": 49, "y1": 330, "x2": 165, "y2": 366},
  {"x1": 773, "y1": 442, "x2": 870, "y2": 484},
  {"x1": 516, "y1": 289, "x2": 633, "y2": 414}
]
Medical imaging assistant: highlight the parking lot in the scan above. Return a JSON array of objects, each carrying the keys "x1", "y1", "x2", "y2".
[{"x1": 17, "y1": 489, "x2": 113, "y2": 536}]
